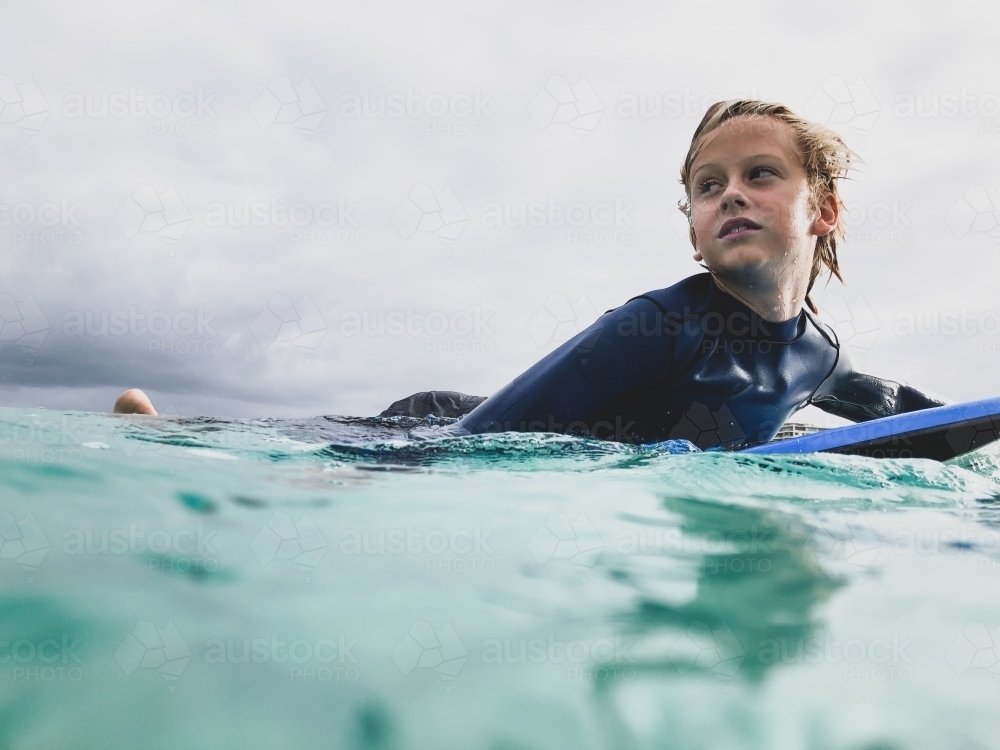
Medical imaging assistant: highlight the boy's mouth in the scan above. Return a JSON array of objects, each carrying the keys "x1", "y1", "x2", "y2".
[{"x1": 717, "y1": 217, "x2": 762, "y2": 240}]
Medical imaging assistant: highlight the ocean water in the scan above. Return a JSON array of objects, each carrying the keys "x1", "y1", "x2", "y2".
[{"x1": 2, "y1": 407, "x2": 1000, "y2": 749}]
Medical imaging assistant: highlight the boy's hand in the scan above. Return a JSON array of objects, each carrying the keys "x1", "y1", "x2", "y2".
[{"x1": 113, "y1": 389, "x2": 158, "y2": 415}]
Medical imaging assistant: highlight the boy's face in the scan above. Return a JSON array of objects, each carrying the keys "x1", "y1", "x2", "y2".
[{"x1": 688, "y1": 116, "x2": 835, "y2": 290}]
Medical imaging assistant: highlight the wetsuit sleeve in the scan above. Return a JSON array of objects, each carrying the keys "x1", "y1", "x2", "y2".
[
  {"x1": 457, "y1": 297, "x2": 677, "y2": 435},
  {"x1": 809, "y1": 343, "x2": 948, "y2": 422}
]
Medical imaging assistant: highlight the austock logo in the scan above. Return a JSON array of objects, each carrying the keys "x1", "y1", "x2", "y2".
[
  {"x1": 814, "y1": 290, "x2": 881, "y2": 367},
  {"x1": 391, "y1": 620, "x2": 468, "y2": 689},
  {"x1": 5, "y1": 634, "x2": 84, "y2": 682},
  {"x1": 111, "y1": 403, "x2": 181, "y2": 461},
  {"x1": 250, "y1": 294, "x2": 328, "y2": 359},
  {"x1": 114, "y1": 184, "x2": 192, "y2": 247},
  {"x1": 480, "y1": 197, "x2": 636, "y2": 246},
  {"x1": 203, "y1": 196, "x2": 360, "y2": 247},
  {"x1": 616, "y1": 86, "x2": 773, "y2": 120},
  {"x1": 803, "y1": 75, "x2": 880, "y2": 145},
  {"x1": 0, "y1": 512, "x2": 49, "y2": 581},
  {"x1": 115, "y1": 620, "x2": 192, "y2": 690},
  {"x1": 946, "y1": 184, "x2": 1000, "y2": 244},
  {"x1": 945, "y1": 412, "x2": 1000, "y2": 456},
  {"x1": 339, "y1": 88, "x2": 495, "y2": 137},
  {"x1": 809, "y1": 512, "x2": 881, "y2": 575},
  {"x1": 2, "y1": 197, "x2": 84, "y2": 246},
  {"x1": 527, "y1": 75, "x2": 604, "y2": 144},
  {"x1": 668, "y1": 621, "x2": 745, "y2": 689},
  {"x1": 203, "y1": 634, "x2": 360, "y2": 682},
  {"x1": 391, "y1": 184, "x2": 469, "y2": 248},
  {"x1": 526, "y1": 511, "x2": 604, "y2": 580},
  {"x1": 946, "y1": 621, "x2": 1000, "y2": 681},
  {"x1": 250, "y1": 76, "x2": 327, "y2": 140},
  {"x1": 0, "y1": 293, "x2": 50, "y2": 364},
  {"x1": 0, "y1": 75, "x2": 49, "y2": 144},
  {"x1": 62, "y1": 88, "x2": 218, "y2": 137},
  {"x1": 250, "y1": 512, "x2": 327, "y2": 582},
  {"x1": 526, "y1": 294, "x2": 597, "y2": 349},
  {"x1": 668, "y1": 402, "x2": 745, "y2": 450}
]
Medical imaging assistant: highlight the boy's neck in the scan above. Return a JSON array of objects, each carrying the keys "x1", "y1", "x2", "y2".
[{"x1": 709, "y1": 273, "x2": 808, "y2": 323}]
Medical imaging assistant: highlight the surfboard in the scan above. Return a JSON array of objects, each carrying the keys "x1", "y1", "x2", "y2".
[{"x1": 741, "y1": 397, "x2": 1000, "y2": 461}]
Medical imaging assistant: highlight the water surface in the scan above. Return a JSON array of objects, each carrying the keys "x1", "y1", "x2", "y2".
[{"x1": 2, "y1": 407, "x2": 1000, "y2": 749}]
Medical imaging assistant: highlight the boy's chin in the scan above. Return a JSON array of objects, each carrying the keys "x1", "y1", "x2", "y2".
[{"x1": 704, "y1": 246, "x2": 775, "y2": 278}]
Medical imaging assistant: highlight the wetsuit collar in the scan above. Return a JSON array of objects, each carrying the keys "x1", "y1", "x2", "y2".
[{"x1": 706, "y1": 275, "x2": 805, "y2": 343}]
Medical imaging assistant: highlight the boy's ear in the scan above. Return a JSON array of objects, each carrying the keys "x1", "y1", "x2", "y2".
[
  {"x1": 689, "y1": 225, "x2": 702, "y2": 262},
  {"x1": 812, "y1": 191, "x2": 839, "y2": 237}
]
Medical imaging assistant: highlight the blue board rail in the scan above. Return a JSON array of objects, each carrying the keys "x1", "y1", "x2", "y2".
[{"x1": 741, "y1": 397, "x2": 1000, "y2": 461}]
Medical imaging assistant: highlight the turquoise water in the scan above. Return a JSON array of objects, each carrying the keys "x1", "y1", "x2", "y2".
[{"x1": 2, "y1": 407, "x2": 1000, "y2": 749}]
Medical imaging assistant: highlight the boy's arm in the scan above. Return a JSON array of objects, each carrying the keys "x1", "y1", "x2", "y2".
[
  {"x1": 457, "y1": 297, "x2": 674, "y2": 436},
  {"x1": 809, "y1": 346, "x2": 947, "y2": 422}
]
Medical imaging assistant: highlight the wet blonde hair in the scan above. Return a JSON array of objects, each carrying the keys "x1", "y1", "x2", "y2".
[{"x1": 678, "y1": 99, "x2": 855, "y2": 314}]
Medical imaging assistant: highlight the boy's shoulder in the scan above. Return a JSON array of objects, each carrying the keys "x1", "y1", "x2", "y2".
[
  {"x1": 614, "y1": 273, "x2": 713, "y2": 316},
  {"x1": 800, "y1": 306, "x2": 840, "y2": 349}
]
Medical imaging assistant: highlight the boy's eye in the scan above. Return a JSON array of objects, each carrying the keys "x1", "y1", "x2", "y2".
[
  {"x1": 697, "y1": 179, "x2": 720, "y2": 195},
  {"x1": 697, "y1": 166, "x2": 776, "y2": 196},
  {"x1": 749, "y1": 166, "x2": 777, "y2": 180}
]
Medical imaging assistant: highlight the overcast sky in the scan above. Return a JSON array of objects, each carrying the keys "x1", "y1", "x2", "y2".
[{"x1": 0, "y1": 0, "x2": 998, "y2": 420}]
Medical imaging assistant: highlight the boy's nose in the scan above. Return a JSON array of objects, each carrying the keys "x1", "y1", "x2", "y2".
[{"x1": 719, "y1": 181, "x2": 748, "y2": 212}]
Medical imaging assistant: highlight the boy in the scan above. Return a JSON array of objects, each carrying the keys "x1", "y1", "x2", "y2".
[{"x1": 116, "y1": 100, "x2": 945, "y2": 449}]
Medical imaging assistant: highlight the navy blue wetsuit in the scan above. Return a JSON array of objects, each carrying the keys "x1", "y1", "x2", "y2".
[{"x1": 448, "y1": 273, "x2": 946, "y2": 448}]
